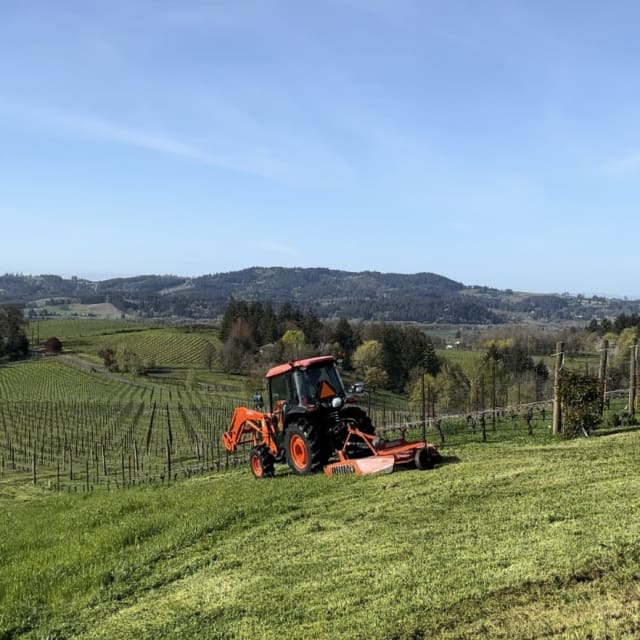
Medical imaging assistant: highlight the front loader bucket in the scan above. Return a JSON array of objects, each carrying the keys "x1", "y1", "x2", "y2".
[{"x1": 324, "y1": 456, "x2": 394, "y2": 476}]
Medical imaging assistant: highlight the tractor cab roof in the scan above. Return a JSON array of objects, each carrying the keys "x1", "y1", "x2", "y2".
[{"x1": 265, "y1": 355, "x2": 336, "y2": 379}]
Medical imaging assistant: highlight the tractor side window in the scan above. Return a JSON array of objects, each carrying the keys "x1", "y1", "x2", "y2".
[
  {"x1": 286, "y1": 374, "x2": 300, "y2": 405},
  {"x1": 270, "y1": 375, "x2": 288, "y2": 411},
  {"x1": 270, "y1": 373, "x2": 299, "y2": 411}
]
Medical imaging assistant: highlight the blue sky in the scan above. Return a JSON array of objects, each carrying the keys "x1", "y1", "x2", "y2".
[{"x1": 1, "y1": 1, "x2": 640, "y2": 296}]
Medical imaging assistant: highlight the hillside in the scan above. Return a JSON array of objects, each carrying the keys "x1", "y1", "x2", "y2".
[
  {"x1": 3, "y1": 433, "x2": 640, "y2": 639},
  {"x1": 1, "y1": 268, "x2": 638, "y2": 324}
]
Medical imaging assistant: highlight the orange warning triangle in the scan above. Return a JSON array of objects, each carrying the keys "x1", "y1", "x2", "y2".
[{"x1": 318, "y1": 381, "x2": 336, "y2": 400}]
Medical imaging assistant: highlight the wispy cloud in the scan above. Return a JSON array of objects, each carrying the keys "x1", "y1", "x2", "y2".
[
  {"x1": 256, "y1": 241, "x2": 301, "y2": 258},
  {"x1": 7, "y1": 105, "x2": 289, "y2": 177},
  {"x1": 603, "y1": 153, "x2": 640, "y2": 175},
  {"x1": 2, "y1": 103, "x2": 354, "y2": 188},
  {"x1": 58, "y1": 112, "x2": 215, "y2": 163}
]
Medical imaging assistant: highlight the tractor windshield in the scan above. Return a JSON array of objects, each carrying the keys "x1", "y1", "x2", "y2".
[{"x1": 296, "y1": 362, "x2": 345, "y2": 405}]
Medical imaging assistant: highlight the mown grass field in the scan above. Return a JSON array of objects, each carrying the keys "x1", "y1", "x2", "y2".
[{"x1": 2, "y1": 431, "x2": 640, "y2": 639}]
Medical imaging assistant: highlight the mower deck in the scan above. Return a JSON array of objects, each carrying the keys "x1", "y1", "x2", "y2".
[{"x1": 323, "y1": 426, "x2": 440, "y2": 476}]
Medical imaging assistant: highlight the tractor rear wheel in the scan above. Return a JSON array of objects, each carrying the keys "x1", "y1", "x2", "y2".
[
  {"x1": 249, "y1": 445, "x2": 275, "y2": 479},
  {"x1": 342, "y1": 407, "x2": 375, "y2": 435},
  {"x1": 414, "y1": 446, "x2": 434, "y2": 470},
  {"x1": 285, "y1": 420, "x2": 328, "y2": 475}
]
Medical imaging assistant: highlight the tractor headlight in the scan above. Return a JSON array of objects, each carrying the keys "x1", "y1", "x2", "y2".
[{"x1": 331, "y1": 397, "x2": 343, "y2": 409}]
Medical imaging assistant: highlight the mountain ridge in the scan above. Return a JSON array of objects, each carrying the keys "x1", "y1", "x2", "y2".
[{"x1": 1, "y1": 268, "x2": 638, "y2": 324}]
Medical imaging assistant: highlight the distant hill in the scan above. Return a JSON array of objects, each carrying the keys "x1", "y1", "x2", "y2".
[{"x1": 1, "y1": 268, "x2": 638, "y2": 324}]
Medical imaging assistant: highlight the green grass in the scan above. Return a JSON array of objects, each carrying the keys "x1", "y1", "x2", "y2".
[
  {"x1": 2, "y1": 432, "x2": 640, "y2": 639},
  {"x1": 0, "y1": 359, "x2": 146, "y2": 402},
  {"x1": 27, "y1": 320, "x2": 219, "y2": 370},
  {"x1": 76, "y1": 327, "x2": 218, "y2": 367},
  {"x1": 29, "y1": 318, "x2": 149, "y2": 344}
]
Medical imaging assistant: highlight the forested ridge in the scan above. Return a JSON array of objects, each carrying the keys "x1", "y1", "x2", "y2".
[{"x1": 1, "y1": 268, "x2": 638, "y2": 323}]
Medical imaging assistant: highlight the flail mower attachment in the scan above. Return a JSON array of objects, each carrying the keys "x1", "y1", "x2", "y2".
[{"x1": 323, "y1": 424, "x2": 440, "y2": 476}]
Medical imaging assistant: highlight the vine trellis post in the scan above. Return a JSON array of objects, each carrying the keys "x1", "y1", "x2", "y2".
[
  {"x1": 599, "y1": 338, "x2": 609, "y2": 415},
  {"x1": 629, "y1": 339, "x2": 638, "y2": 419},
  {"x1": 552, "y1": 341, "x2": 565, "y2": 435}
]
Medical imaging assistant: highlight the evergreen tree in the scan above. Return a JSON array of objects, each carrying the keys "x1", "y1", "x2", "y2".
[
  {"x1": 0, "y1": 304, "x2": 29, "y2": 360},
  {"x1": 333, "y1": 317, "x2": 357, "y2": 364}
]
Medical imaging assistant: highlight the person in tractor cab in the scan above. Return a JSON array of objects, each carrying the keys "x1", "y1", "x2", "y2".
[{"x1": 301, "y1": 367, "x2": 322, "y2": 404}]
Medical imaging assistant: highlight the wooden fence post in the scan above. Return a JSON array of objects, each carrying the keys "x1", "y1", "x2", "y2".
[
  {"x1": 491, "y1": 360, "x2": 497, "y2": 431},
  {"x1": 599, "y1": 338, "x2": 609, "y2": 414},
  {"x1": 552, "y1": 341, "x2": 564, "y2": 435},
  {"x1": 629, "y1": 339, "x2": 638, "y2": 418},
  {"x1": 420, "y1": 374, "x2": 426, "y2": 442}
]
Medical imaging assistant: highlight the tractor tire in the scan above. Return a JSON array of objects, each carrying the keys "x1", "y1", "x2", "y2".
[
  {"x1": 284, "y1": 420, "x2": 328, "y2": 475},
  {"x1": 414, "y1": 446, "x2": 435, "y2": 470},
  {"x1": 249, "y1": 445, "x2": 275, "y2": 479}
]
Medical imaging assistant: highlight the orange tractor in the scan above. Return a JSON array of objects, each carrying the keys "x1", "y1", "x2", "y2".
[{"x1": 222, "y1": 355, "x2": 440, "y2": 477}]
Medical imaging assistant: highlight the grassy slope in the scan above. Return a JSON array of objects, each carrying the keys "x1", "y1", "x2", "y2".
[{"x1": 3, "y1": 432, "x2": 640, "y2": 639}]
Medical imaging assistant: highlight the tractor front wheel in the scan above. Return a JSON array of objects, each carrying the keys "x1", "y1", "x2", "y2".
[
  {"x1": 249, "y1": 445, "x2": 275, "y2": 479},
  {"x1": 285, "y1": 421, "x2": 327, "y2": 475}
]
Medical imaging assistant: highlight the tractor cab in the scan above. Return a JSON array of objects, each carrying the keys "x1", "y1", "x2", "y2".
[{"x1": 266, "y1": 356, "x2": 346, "y2": 429}]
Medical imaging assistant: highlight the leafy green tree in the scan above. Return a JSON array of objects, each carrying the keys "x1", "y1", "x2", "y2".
[
  {"x1": 220, "y1": 318, "x2": 256, "y2": 374},
  {"x1": 364, "y1": 365, "x2": 388, "y2": 391},
  {"x1": 365, "y1": 324, "x2": 439, "y2": 392},
  {"x1": 609, "y1": 326, "x2": 640, "y2": 387},
  {"x1": 115, "y1": 345, "x2": 141, "y2": 374},
  {"x1": 352, "y1": 340, "x2": 384, "y2": 377},
  {"x1": 281, "y1": 329, "x2": 307, "y2": 360},
  {"x1": 219, "y1": 339, "x2": 251, "y2": 374},
  {"x1": 410, "y1": 372, "x2": 437, "y2": 410},
  {"x1": 559, "y1": 369, "x2": 603, "y2": 437},
  {"x1": 98, "y1": 347, "x2": 116, "y2": 371},
  {"x1": 435, "y1": 362, "x2": 470, "y2": 414},
  {"x1": 0, "y1": 304, "x2": 29, "y2": 360},
  {"x1": 410, "y1": 363, "x2": 469, "y2": 415}
]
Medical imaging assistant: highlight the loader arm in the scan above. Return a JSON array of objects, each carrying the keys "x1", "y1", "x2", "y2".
[{"x1": 222, "y1": 407, "x2": 279, "y2": 456}]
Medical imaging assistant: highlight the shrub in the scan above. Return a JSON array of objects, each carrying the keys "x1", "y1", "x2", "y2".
[
  {"x1": 44, "y1": 336, "x2": 63, "y2": 354},
  {"x1": 559, "y1": 369, "x2": 603, "y2": 438}
]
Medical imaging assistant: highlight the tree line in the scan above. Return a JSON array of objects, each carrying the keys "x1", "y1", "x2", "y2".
[
  {"x1": 214, "y1": 299, "x2": 640, "y2": 417},
  {"x1": 214, "y1": 299, "x2": 552, "y2": 406}
]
